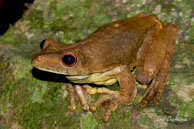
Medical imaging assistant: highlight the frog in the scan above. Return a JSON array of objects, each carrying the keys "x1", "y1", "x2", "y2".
[{"x1": 32, "y1": 12, "x2": 178, "y2": 122}]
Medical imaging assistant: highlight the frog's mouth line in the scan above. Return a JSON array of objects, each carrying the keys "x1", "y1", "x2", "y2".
[{"x1": 32, "y1": 64, "x2": 65, "y2": 75}]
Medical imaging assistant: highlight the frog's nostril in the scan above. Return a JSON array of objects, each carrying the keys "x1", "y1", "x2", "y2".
[{"x1": 32, "y1": 55, "x2": 42, "y2": 66}]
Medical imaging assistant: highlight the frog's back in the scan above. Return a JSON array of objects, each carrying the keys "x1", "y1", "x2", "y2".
[{"x1": 76, "y1": 14, "x2": 160, "y2": 72}]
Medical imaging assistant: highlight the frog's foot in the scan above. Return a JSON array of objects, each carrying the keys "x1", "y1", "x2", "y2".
[
  {"x1": 89, "y1": 88, "x2": 122, "y2": 122},
  {"x1": 139, "y1": 66, "x2": 169, "y2": 107},
  {"x1": 139, "y1": 52, "x2": 170, "y2": 107},
  {"x1": 139, "y1": 75, "x2": 164, "y2": 107},
  {"x1": 65, "y1": 83, "x2": 91, "y2": 111}
]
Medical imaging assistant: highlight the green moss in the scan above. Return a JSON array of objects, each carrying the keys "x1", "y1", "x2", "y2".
[
  {"x1": 170, "y1": 95, "x2": 194, "y2": 120},
  {"x1": 80, "y1": 112, "x2": 96, "y2": 129},
  {"x1": 138, "y1": 116, "x2": 156, "y2": 129},
  {"x1": 31, "y1": 86, "x2": 47, "y2": 103},
  {"x1": 93, "y1": 14, "x2": 110, "y2": 26}
]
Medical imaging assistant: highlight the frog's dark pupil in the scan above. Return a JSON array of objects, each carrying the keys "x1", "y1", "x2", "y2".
[
  {"x1": 63, "y1": 55, "x2": 75, "y2": 65},
  {"x1": 40, "y1": 39, "x2": 46, "y2": 50}
]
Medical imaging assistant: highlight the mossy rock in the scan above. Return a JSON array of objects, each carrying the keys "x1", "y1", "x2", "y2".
[{"x1": 0, "y1": 0, "x2": 194, "y2": 128}]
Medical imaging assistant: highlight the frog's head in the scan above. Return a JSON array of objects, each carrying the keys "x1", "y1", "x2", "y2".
[{"x1": 32, "y1": 38, "x2": 91, "y2": 75}]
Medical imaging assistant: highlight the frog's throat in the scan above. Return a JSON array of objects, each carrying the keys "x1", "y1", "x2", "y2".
[
  {"x1": 66, "y1": 70, "x2": 118, "y2": 86},
  {"x1": 66, "y1": 75, "x2": 89, "y2": 80}
]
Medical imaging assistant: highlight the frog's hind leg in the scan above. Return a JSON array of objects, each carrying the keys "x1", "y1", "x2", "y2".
[
  {"x1": 136, "y1": 23, "x2": 178, "y2": 107},
  {"x1": 136, "y1": 16, "x2": 164, "y2": 84}
]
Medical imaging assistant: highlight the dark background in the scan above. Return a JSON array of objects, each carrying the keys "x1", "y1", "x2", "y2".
[{"x1": 0, "y1": 0, "x2": 34, "y2": 35}]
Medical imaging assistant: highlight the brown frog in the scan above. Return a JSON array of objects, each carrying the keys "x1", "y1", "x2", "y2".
[{"x1": 32, "y1": 12, "x2": 178, "y2": 122}]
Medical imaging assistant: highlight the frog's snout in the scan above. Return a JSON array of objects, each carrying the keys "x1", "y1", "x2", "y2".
[
  {"x1": 32, "y1": 54, "x2": 42, "y2": 66},
  {"x1": 33, "y1": 54, "x2": 41, "y2": 61}
]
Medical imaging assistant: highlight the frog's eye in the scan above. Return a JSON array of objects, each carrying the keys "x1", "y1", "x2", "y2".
[
  {"x1": 40, "y1": 39, "x2": 46, "y2": 50},
  {"x1": 61, "y1": 52, "x2": 77, "y2": 67}
]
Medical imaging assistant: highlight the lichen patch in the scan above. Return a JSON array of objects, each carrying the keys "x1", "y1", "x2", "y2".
[{"x1": 177, "y1": 84, "x2": 194, "y2": 102}]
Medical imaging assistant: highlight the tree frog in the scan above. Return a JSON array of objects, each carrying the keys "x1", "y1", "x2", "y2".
[{"x1": 32, "y1": 12, "x2": 177, "y2": 122}]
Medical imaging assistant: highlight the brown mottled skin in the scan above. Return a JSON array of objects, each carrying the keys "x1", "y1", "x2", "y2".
[{"x1": 32, "y1": 13, "x2": 178, "y2": 122}]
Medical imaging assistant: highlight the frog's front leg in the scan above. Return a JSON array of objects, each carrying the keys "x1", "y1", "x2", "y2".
[
  {"x1": 89, "y1": 66, "x2": 137, "y2": 122},
  {"x1": 65, "y1": 83, "x2": 91, "y2": 111},
  {"x1": 136, "y1": 23, "x2": 178, "y2": 107}
]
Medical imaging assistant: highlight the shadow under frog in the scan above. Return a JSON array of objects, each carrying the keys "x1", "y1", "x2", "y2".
[
  {"x1": 32, "y1": 67, "x2": 67, "y2": 82},
  {"x1": 31, "y1": 12, "x2": 178, "y2": 122}
]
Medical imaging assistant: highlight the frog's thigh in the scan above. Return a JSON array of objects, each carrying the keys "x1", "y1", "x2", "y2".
[
  {"x1": 140, "y1": 24, "x2": 178, "y2": 107},
  {"x1": 136, "y1": 18, "x2": 164, "y2": 84}
]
